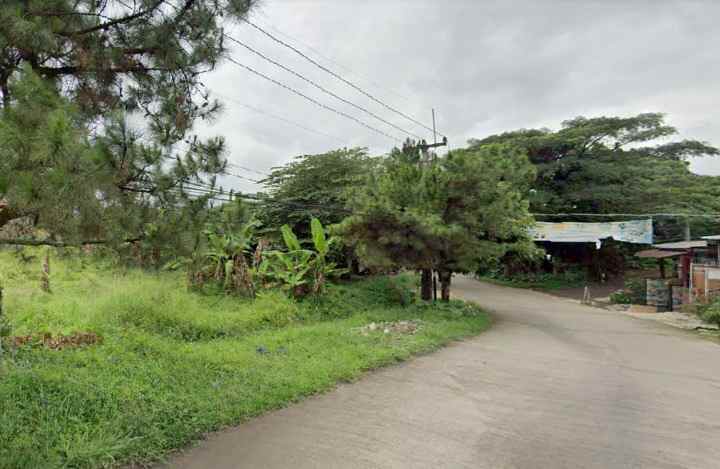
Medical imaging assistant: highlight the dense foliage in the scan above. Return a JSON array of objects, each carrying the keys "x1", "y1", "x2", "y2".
[
  {"x1": 697, "y1": 297, "x2": 720, "y2": 326},
  {"x1": 470, "y1": 113, "x2": 720, "y2": 239},
  {"x1": 470, "y1": 113, "x2": 719, "y2": 213},
  {"x1": 1, "y1": 0, "x2": 255, "y2": 127},
  {"x1": 338, "y1": 141, "x2": 538, "y2": 300},
  {"x1": 0, "y1": 0, "x2": 258, "y2": 254},
  {"x1": 0, "y1": 70, "x2": 226, "y2": 255},
  {"x1": 259, "y1": 147, "x2": 374, "y2": 234}
]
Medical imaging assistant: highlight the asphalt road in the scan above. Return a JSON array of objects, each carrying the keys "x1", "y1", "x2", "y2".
[{"x1": 167, "y1": 276, "x2": 720, "y2": 469}]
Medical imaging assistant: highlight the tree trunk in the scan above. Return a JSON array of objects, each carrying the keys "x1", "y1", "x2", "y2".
[
  {"x1": 439, "y1": 270, "x2": 452, "y2": 302},
  {"x1": 351, "y1": 257, "x2": 361, "y2": 276},
  {"x1": 659, "y1": 258, "x2": 666, "y2": 279},
  {"x1": 0, "y1": 73, "x2": 10, "y2": 109},
  {"x1": 420, "y1": 269, "x2": 433, "y2": 301}
]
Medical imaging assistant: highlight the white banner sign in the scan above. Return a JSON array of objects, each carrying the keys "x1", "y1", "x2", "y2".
[{"x1": 530, "y1": 219, "x2": 653, "y2": 247}]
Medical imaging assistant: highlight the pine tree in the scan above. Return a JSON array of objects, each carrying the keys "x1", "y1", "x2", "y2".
[
  {"x1": 1, "y1": 0, "x2": 255, "y2": 133},
  {"x1": 0, "y1": 1, "x2": 258, "y2": 247},
  {"x1": 338, "y1": 143, "x2": 538, "y2": 301},
  {"x1": 0, "y1": 69, "x2": 225, "y2": 257}
]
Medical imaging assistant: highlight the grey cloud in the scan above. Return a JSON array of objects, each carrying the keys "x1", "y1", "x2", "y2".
[{"x1": 195, "y1": 0, "x2": 720, "y2": 191}]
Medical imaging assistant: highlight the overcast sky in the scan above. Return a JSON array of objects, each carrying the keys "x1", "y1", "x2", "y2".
[{"x1": 196, "y1": 0, "x2": 720, "y2": 193}]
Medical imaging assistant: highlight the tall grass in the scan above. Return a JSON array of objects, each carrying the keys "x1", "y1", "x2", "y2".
[{"x1": 0, "y1": 250, "x2": 489, "y2": 468}]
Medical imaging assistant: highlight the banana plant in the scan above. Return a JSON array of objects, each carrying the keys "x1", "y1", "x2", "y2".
[
  {"x1": 201, "y1": 217, "x2": 261, "y2": 296},
  {"x1": 260, "y1": 218, "x2": 345, "y2": 298}
]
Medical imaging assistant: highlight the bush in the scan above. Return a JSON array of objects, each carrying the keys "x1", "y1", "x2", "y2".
[
  {"x1": 624, "y1": 278, "x2": 646, "y2": 304},
  {"x1": 479, "y1": 267, "x2": 587, "y2": 290},
  {"x1": 299, "y1": 274, "x2": 417, "y2": 320},
  {"x1": 609, "y1": 290, "x2": 632, "y2": 304},
  {"x1": 697, "y1": 297, "x2": 720, "y2": 326},
  {"x1": 609, "y1": 279, "x2": 646, "y2": 305}
]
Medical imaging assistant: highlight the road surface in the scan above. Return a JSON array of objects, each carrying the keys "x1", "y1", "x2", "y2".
[{"x1": 166, "y1": 276, "x2": 720, "y2": 469}]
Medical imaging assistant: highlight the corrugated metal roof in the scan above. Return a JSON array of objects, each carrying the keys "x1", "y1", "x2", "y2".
[
  {"x1": 635, "y1": 249, "x2": 683, "y2": 259},
  {"x1": 653, "y1": 240, "x2": 708, "y2": 250}
]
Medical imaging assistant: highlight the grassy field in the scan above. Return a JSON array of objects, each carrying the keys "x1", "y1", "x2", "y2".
[{"x1": 0, "y1": 251, "x2": 490, "y2": 468}]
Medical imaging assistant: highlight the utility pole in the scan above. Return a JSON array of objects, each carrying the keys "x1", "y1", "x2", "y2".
[
  {"x1": 432, "y1": 108, "x2": 438, "y2": 145},
  {"x1": 421, "y1": 109, "x2": 448, "y2": 301}
]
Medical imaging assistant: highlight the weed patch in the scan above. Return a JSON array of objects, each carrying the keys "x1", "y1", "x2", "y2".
[{"x1": 0, "y1": 253, "x2": 490, "y2": 468}]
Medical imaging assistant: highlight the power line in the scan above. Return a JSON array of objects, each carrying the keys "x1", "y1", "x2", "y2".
[
  {"x1": 224, "y1": 172, "x2": 261, "y2": 184},
  {"x1": 227, "y1": 162, "x2": 269, "y2": 177},
  {"x1": 216, "y1": 94, "x2": 347, "y2": 144},
  {"x1": 224, "y1": 34, "x2": 423, "y2": 140},
  {"x1": 241, "y1": 18, "x2": 443, "y2": 138},
  {"x1": 177, "y1": 181, "x2": 348, "y2": 213},
  {"x1": 225, "y1": 56, "x2": 402, "y2": 143},
  {"x1": 251, "y1": 11, "x2": 414, "y2": 103},
  {"x1": 176, "y1": 185, "x2": 342, "y2": 214}
]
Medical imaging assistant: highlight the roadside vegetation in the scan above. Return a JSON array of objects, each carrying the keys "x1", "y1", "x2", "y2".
[
  {"x1": 478, "y1": 269, "x2": 587, "y2": 291},
  {"x1": 697, "y1": 297, "x2": 720, "y2": 327},
  {"x1": 0, "y1": 251, "x2": 489, "y2": 468}
]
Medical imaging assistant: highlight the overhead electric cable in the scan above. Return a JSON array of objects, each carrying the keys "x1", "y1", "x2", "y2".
[
  {"x1": 241, "y1": 17, "x2": 444, "y2": 138},
  {"x1": 216, "y1": 94, "x2": 346, "y2": 144},
  {"x1": 225, "y1": 56, "x2": 402, "y2": 143},
  {"x1": 227, "y1": 162, "x2": 270, "y2": 177},
  {"x1": 252, "y1": 12, "x2": 414, "y2": 103},
  {"x1": 224, "y1": 34, "x2": 422, "y2": 140}
]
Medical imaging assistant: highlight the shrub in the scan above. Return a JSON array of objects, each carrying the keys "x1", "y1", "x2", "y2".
[
  {"x1": 299, "y1": 274, "x2": 417, "y2": 320},
  {"x1": 698, "y1": 297, "x2": 720, "y2": 326},
  {"x1": 609, "y1": 290, "x2": 632, "y2": 304},
  {"x1": 609, "y1": 279, "x2": 645, "y2": 305},
  {"x1": 624, "y1": 278, "x2": 646, "y2": 304},
  {"x1": 479, "y1": 267, "x2": 587, "y2": 290}
]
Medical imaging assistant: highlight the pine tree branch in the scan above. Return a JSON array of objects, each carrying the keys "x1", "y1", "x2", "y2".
[
  {"x1": 35, "y1": 64, "x2": 171, "y2": 76},
  {"x1": 0, "y1": 238, "x2": 142, "y2": 247},
  {"x1": 59, "y1": 0, "x2": 165, "y2": 37}
]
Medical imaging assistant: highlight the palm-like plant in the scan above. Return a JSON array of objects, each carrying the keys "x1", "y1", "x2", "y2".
[
  {"x1": 260, "y1": 218, "x2": 345, "y2": 298},
  {"x1": 203, "y1": 217, "x2": 261, "y2": 296}
]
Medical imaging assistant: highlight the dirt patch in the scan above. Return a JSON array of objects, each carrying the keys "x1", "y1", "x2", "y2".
[
  {"x1": 4, "y1": 332, "x2": 102, "y2": 350},
  {"x1": 357, "y1": 320, "x2": 421, "y2": 336}
]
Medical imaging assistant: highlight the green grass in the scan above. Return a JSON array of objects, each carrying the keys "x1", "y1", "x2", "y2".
[{"x1": 0, "y1": 251, "x2": 490, "y2": 468}]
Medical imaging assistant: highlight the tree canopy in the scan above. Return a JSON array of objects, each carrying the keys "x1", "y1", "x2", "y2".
[
  {"x1": 338, "y1": 142, "x2": 538, "y2": 300},
  {"x1": 1, "y1": 0, "x2": 255, "y2": 144},
  {"x1": 259, "y1": 147, "x2": 375, "y2": 236},
  {"x1": 469, "y1": 113, "x2": 719, "y2": 215},
  {"x1": 470, "y1": 113, "x2": 720, "y2": 240},
  {"x1": 0, "y1": 0, "x2": 259, "y2": 251},
  {"x1": 0, "y1": 68, "x2": 225, "y2": 258}
]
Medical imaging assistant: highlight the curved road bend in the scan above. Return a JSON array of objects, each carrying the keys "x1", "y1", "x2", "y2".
[{"x1": 167, "y1": 276, "x2": 720, "y2": 469}]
